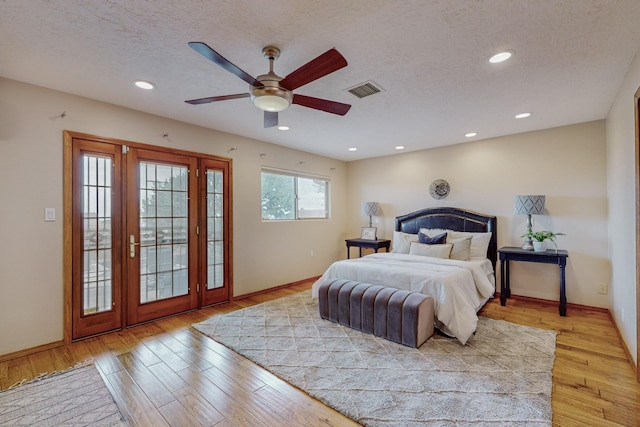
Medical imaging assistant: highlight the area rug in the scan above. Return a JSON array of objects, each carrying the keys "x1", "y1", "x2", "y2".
[
  {"x1": 193, "y1": 290, "x2": 556, "y2": 427},
  {"x1": 0, "y1": 362, "x2": 128, "y2": 426}
]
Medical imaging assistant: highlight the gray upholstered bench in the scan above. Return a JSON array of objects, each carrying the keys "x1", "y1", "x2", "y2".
[{"x1": 317, "y1": 279, "x2": 435, "y2": 348}]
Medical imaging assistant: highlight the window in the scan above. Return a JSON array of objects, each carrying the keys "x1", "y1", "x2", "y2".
[{"x1": 261, "y1": 169, "x2": 329, "y2": 220}]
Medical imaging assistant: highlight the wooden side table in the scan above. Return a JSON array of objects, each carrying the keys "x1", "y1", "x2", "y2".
[
  {"x1": 498, "y1": 246, "x2": 569, "y2": 316},
  {"x1": 345, "y1": 238, "x2": 391, "y2": 259}
]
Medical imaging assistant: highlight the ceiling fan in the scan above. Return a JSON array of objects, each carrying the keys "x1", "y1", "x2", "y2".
[{"x1": 185, "y1": 42, "x2": 351, "y2": 128}]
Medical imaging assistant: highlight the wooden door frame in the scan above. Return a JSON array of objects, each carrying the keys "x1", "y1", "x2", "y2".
[
  {"x1": 63, "y1": 130, "x2": 233, "y2": 344},
  {"x1": 636, "y1": 91, "x2": 640, "y2": 382}
]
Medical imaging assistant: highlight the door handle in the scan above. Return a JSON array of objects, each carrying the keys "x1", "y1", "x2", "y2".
[{"x1": 129, "y1": 234, "x2": 140, "y2": 258}]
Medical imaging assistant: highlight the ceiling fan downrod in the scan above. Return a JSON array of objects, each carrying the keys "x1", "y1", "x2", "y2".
[
  {"x1": 252, "y1": 45, "x2": 292, "y2": 112},
  {"x1": 262, "y1": 45, "x2": 280, "y2": 73}
]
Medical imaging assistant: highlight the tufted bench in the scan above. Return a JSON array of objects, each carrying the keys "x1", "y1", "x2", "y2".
[{"x1": 317, "y1": 279, "x2": 435, "y2": 348}]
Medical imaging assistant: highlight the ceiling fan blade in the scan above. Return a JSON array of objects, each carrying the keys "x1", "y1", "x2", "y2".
[
  {"x1": 185, "y1": 93, "x2": 250, "y2": 105},
  {"x1": 264, "y1": 111, "x2": 278, "y2": 128},
  {"x1": 279, "y1": 48, "x2": 348, "y2": 91},
  {"x1": 292, "y1": 94, "x2": 351, "y2": 116},
  {"x1": 188, "y1": 42, "x2": 263, "y2": 87}
]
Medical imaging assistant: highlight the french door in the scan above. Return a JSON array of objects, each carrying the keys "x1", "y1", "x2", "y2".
[
  {"x1": 125, "y1": 148, "x2": 199, "y2": 325},
  {"x1": 71, "y1": 139, "x2": 123, "y2": 338},
  {"x1": 200, "y1": 158, "x2": 232, "y2": 307},
  {"x1": 67, "y1": 133, "x2": 231, "y2": 340}
]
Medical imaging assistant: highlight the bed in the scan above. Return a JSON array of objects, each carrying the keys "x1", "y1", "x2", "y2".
[{"x1": 312, "y1": 207, "x2": 498, "y2": 344}]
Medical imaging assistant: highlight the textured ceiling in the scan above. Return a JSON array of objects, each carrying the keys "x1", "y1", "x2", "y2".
[{"x1": 2, "y1": 0, "x2": 640, "y2": 161}]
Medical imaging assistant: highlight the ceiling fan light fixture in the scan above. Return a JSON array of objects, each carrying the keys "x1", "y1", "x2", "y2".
[
  {"x1": 253, "y1": 95, "x2": 290, "y2": 112},
  {"x1": 251, "y1": 83, "x2": 292, "y2": 112}
]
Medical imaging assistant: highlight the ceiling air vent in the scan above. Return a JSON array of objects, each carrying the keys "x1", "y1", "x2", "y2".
[{"x1": 346, "y1": 81, "x2": 383, "y2": 99}]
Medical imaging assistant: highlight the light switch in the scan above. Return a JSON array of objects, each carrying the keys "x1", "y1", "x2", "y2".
[{"x1": 45, "y1": 208, "x2": 56, "y2": 222}]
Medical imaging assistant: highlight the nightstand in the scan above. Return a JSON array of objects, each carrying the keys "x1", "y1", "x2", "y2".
[
  {"x1": 345, "y1": 238, "x2": 391, "y2": 259},
  {"x1": 498, "y1": 246, "x2": 569, "y2": 316}
]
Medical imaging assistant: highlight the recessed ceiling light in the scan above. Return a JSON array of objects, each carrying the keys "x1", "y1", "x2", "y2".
[
  {"x1": 277, "y1": 125, "x2": 290, "y2": 131},
  {"x1": 348, "y1": 147, "x2": 357, "y2": 152},
  {"x1": 395, "y1": 145, "x2": 405, "y2": 150},
  {"x1": 134, "y1": 80, "x2": 156, "y2": 90},
  {"x1": 465, "y1": 132, "x2": 477, "y2": 138},
  {"x1": 489, "y1": 51, "x2": 513, "y2": 64},
  {"x1": 515, "y1": 112, "x2": 531, "y2": 119}
]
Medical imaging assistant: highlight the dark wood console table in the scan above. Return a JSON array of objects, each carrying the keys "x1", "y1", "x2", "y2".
[
  {"x1": 345, "y1": 238, "x2": 391, "y2": 259},
  {"x1": 498, "y1": 246, "x2": 569, "y2": 316}
]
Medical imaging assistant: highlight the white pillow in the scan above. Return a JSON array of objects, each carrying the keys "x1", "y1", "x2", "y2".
[
  {"x1": 449, "y1": 236, "x2": 472, "y2": 261},
  {"x1": 447, "y1": 231, "x2": 492, "y2": 260},
  {"x1": 392, "y1": 231, "x2": 418, "y2": 254},
  {"x1": 409, "y1": 242, "x2": 453, "y2": 259}
]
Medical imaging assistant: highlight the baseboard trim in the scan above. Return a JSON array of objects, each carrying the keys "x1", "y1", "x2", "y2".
[
  {"x1": 608, "y1": 311, "x2": 638, "y2": 380},
  {"x1": 1, "y1": 277, "x2": 321, "y2": 360},
  {"x1": 235, "y1": 276, "x2": 320, "y2": 301},
  {"x1": 0, "y1": 340, "x2": 64, "y2": 363},
  {"x1": 7, "y1": 283, "x2": 632, "y2": 380},
  {"x1": 494, "y1": 292, "x2": 609, "y2": 313}
]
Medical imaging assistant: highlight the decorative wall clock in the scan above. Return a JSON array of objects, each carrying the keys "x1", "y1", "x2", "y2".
[{"x1": 429, "y1": 179, "x2": 450, "y2": 199}]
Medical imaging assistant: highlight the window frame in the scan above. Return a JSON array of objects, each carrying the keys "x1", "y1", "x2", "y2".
[{"x1": 261, "y1": 167, "x2": 330, "y2": 221}]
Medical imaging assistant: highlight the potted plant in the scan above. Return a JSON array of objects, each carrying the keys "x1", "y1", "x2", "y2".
[{"x1": 521, "y1": 230, "x2": 565, "y2": 252}]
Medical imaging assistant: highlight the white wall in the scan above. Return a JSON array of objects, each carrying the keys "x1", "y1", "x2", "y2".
[
  {"x1": 346, "y1": 121, "x2": 610, "y2": 308},
  {"x1": 606, "y1": 51, "x2": 640, "y2": 364},
  {"x1": 0, "y1": 78, "x2": 348, "y2": 356},
  {"x1": 2, "y1": 74, "x2": 631, "y2": 363}
]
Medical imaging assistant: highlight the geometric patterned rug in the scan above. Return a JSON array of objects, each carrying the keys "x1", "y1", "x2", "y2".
[
  {"x1": 0, "y1": 363, "x2": 128, "y2": 426},
  {"x1": 193, "y1": 290, "x2": 557, "y2": 427}
]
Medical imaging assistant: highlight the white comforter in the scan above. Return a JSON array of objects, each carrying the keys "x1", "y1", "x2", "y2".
[{"x1": 311, "y1": 252, "x2": 495, "y2": 345}]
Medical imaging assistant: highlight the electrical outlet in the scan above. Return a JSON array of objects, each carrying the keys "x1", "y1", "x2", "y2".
[
  {"x1": 310, "y1": 249, "x2": 314, "y2": 257},
  {"x1": 597, "y1": 283, "x2": 608, "y2": 295}
]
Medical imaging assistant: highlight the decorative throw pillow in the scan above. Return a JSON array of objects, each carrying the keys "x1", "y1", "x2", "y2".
[
  {"x1": 419, "y1": 228, "x2": 449, "y2": 238},
  {"x1": 418, "y1": 231, "x2": 447, "y2": 245},
  {"x1": 391, "y1": 231, "x2": 418, "y2": 254},
  {"x1": 447, "y1": 231, "x2": 492, "y2": 260},
  {"x1": 449, "y1": 237, "x2": 472, "y2": 261},
  {"x1": 409, "y1": 242, "x2": 453, "y2": 259}
]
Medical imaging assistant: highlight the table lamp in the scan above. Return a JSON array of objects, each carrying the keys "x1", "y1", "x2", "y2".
[
  {"x1": 361, "y1": 202, "x2": 379, "y2": 227},
  {"x1": 514, "y1": 195, "x2": 545, "y2": 250}
]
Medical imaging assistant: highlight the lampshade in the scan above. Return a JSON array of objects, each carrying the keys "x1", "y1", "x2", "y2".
[
  {"x1": 514, "y1": 195, "x2": 545, "y2": 215},
  {"x1": 361, "y1": 202, "x2": 380, "y2": 217},
  {"x1": 253, "y1": 95, "x2": 290, "y2": 112}
]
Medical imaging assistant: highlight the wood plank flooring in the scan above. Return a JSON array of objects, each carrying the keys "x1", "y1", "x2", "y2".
[{"x1": 1, "y1": 281, "x2": 638, "y2": 426}]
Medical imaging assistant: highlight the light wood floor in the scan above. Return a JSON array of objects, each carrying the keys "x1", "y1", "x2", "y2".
[{"x1": 1, "y1": 281, "x2": 638, "y2": 426}]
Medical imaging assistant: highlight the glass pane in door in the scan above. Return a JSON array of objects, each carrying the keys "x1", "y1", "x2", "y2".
[
  {"x1": 82, "y1": 155, "x2": 113, "y2": 315},
  {"x1": 206, "y1": 170, "x2": 224, "y2": 289},
  {"x1": 139, "y1": 162, "x2": 189, "y2": 303}
]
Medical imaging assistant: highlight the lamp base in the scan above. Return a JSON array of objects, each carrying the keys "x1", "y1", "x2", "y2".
[{"x1": 522, "y1": 238, "x2": 534, "y2": 251}]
